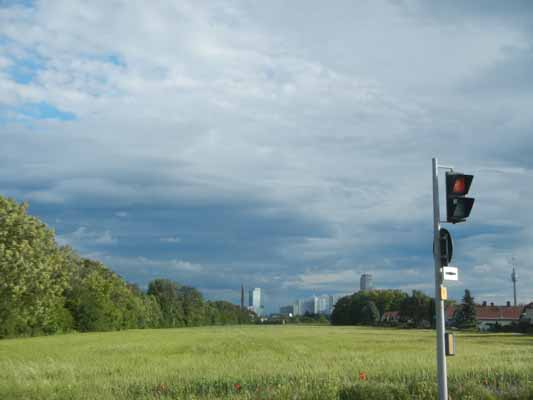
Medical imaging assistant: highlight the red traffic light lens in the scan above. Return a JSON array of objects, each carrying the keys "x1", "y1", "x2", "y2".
[{"x1": 452, "y1": 177, "x2": 465, "y2": 194}]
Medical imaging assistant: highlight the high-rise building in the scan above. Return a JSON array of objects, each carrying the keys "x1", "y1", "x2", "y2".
[
  {"x1": 293, "y1": 299, "x2": 305, "y2": 316},
  {"x1": 286, "y1": 294, "x2": 346, "y2": 316},
  {"x1": 248, "y1": 288, "x2": 263, "y2": 316},
  {"x1": 317, "y1": 295, "x2": 331, "y2": 314},
  {"x1": 302, "y1": 296, "x2": 318, "y2": 315},
  {"x1": 360, "y1": 273, "x2": 373, "y2": 291}
]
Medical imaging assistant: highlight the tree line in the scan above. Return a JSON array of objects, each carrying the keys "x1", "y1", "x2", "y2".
[
  {"x1": 331, "y1": 289, "x2": 410, "y2": 326},
  {"x1": 331, "y1": 289, "x2": 476, "y2": 328},
  {"x1": 0, "y1": 196, "x2": 253, "y2": 338}
]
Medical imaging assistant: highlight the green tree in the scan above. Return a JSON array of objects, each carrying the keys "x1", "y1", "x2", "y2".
[
  {"x1": 348, "y1": 294, "x2": 368, "y2": 324},
  {"x1": 66, "y1": 260, "x2": 119, "y2": 331},
  {"x1": 332, "y1": 290, "x2": 408, "y2": 326},
  {"x1": 361, "y1": 300, "x2": 380, "y2": 325},
  {"x1": 141, "y1": 294, "x2": 163, "y2": 328},
  {"x1": 65, "y1": 259, "x2": 153, "y2": 332},
  {"x1": 178, "y1": 286, "x2": 205, "y2": 326},
  {"x1": 147, "y1": 279, "x2": 185, "y2": 327},
  {"x1": 0, "y1": 196, "x2": 72, "y2": 337},
  {"x1": 363, "y1": 289, "x2": 408, "y2": 316},
  {"x1": 331, "y1": 296, "x2": 352, "y2": 325},
  {"x1": 206, "y1": 300, "x2": 252, "y2": 325},
  {"x1": 126, "y1": 284, "x2": 162, "y2": 329},
  {"x1": 455, "y1": 289, "x2": 477, "y2": 328},
  {"x1": 399, "y1": 290, "x2": 433, "y2": 327}
]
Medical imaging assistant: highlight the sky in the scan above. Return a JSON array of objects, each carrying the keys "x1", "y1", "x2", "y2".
[{"x1": 1, "y1": 0, "x2": 532, "y2": 312}]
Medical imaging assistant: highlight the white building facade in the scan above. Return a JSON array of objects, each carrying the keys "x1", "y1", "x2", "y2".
[
  {"x1": 285, "y1": 294, "x2": 345, "y2": 316},
  {"x1": 317, "y1": 295, "x2": 331, "y2": 314},
  {"x1": 248, "y1": 288, "x2": 264, "y2": 316}
]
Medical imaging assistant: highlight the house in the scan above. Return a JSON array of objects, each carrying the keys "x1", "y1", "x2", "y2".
[
  {"x1": 475, "y1": 303, "x2": 523, "y2": 331},
  {"x1": 381, "y1": 311, "x2": 400, "y2": 324},
  {"x1": 446, "y1": 302, "x2": 523, "y2": 331},
  {"x1": 520, "y1": 303, "x2": 533, "y2": 325}
]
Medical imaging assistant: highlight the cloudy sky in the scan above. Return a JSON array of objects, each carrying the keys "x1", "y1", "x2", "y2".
[{"x1": 1, "y1": 0, "x2": 532, "y2": 311}]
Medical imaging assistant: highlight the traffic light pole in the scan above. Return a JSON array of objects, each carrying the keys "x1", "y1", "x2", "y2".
[{"x1": 432, "y1": 158, "x2": 448, "y2": 400}]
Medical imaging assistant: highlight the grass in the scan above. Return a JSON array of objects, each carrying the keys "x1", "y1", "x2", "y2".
[{"x1": 0, "y1": 325, "x2": 532, "y2": 399}]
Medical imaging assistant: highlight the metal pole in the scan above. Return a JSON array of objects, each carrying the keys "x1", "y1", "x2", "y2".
[{"x1": 432, "y1": 157, "x2": 448, "y2": 400}]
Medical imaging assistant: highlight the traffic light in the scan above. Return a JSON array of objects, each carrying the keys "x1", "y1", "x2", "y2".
[{"x1": 446, "y1": 172, "x2": 475, "y2": 223}]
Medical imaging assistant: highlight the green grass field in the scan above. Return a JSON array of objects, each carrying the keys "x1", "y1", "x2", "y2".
[{"x1": 1, "y1": 325, "x2": 532, "y2": 400}]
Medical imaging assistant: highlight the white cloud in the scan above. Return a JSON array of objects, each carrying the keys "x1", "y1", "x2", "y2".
[
  {"x1": 132, "y1": 256, "x2": 202, "y2": 273},
  {"x1": 94, "y1": 230, "x2": 115, "y2": 245},
  {"x1": 160, "y1": 236, "x2": 181, "y2": 244},
  {"x1": 283, "y1": 269, "x2": 362, "y2": 290},
  {"x1": 57, "y1": 226, "x2": 117, "y2": 247}
]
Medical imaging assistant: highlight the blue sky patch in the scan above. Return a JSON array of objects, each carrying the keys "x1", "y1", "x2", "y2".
[
  {"x1": 6, "y1": 56, "x2": 44, "y2": 84},
  {"x1": 20, "y1": 102, "x2": 76, "y2": 121},
  {"x1": 104, "y1": 54, "x2": 125, "y2": 67},
  {"x1": 0, "y1": 0, "x2": 35, "y2": 8},
  {"x1": 0, "y1": 102, "x2": 76, "y2": 124}
]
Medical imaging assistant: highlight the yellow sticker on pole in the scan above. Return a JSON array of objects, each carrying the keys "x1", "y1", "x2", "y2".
[{"x1": 440, "y1": 286, "x2": 448, "y2": 300}]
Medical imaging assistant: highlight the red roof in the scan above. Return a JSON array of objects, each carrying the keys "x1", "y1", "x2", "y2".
[
  {"x1": 475, "y1": 306, "x2": 522, "y2": 321},
  {"x1": 446, "y1": 305, "x2": 523, "y2": 321},
  {"x1": 382, "y1": 311, "x2": 400, "y2": 319}
]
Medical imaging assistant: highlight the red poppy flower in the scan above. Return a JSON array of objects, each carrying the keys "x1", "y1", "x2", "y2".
[
  {"x1": 234, "y1": 383, "x2": 242, "y2": 391},
  {"x1": 359, "y1": 372, "x2": 367, "y2": 381}
]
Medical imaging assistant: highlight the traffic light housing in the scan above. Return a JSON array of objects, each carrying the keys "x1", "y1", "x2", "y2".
[{"x1": 446, "y1": 172, "x2": 474, "y2": 223}]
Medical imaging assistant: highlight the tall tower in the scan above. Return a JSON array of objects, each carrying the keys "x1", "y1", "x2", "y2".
[
  {"x1": 240, "y1": 284, "x2": 244, "y2": 310},
  {"x1": 511, "y1": 266, "x2": 518, "y2": 307},
  {"x1": 360, "y1": 273, "x2": 373, "y2": 291}
]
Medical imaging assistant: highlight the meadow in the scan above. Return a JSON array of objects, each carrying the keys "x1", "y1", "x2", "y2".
[{"x1": 0, "y1": 325, "x2": 532, "y2": 400}]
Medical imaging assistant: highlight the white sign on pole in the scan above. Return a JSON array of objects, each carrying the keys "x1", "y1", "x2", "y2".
[{"x1": 442, "y1": 266, "x2": 458, "y2": 281}]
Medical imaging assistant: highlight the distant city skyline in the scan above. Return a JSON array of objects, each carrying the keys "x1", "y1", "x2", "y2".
[
  {"x1": 280, "y1": 293, "x2": 346, "y2": 317},
  {"x1": 239, "y1": 269, "x2": 528, "y2": 314}
]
